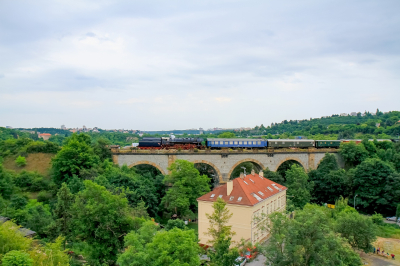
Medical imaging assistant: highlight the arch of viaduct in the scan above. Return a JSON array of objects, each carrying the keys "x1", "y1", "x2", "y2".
[{"x1": 113, "y1": 150, "x2": 344, "y2": 184}]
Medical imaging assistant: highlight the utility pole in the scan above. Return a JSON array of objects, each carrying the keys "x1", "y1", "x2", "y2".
[{"x1": 354, "y1": 194, "x2": 358, "y2": 209}]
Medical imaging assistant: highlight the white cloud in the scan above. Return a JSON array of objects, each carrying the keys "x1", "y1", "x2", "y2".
[{"x1": 0, "y1": 0, "x2": 399, "y2": 129}]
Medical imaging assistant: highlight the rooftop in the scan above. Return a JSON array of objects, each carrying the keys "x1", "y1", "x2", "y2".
[{"x1": 197, "y1": 172, "x2": 287, "y2": 206}]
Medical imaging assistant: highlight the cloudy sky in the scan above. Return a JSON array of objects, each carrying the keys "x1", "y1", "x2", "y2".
[{"x1": 1, "y1": 0, "x2": 399, "y2": 130}]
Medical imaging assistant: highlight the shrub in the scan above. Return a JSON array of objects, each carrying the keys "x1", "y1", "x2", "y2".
[
  {"x1": 371, "y1": 212, "x2": 384, "y2": 226},
  {"x1": 2, "y1": 250, "x2": 33, "y2": 266},
  {"x1": 14, "y1": 171, "x2": 48, "y2": 192},
  {"x1": 15, "y1": 156, "x2": 27, "y2": 167},
  {"x1": 26, "y1": 141, "x2": 60, "y2": 153},
  {"x1": 37, "y1": 191, "x2": 52, "y2": 204}
]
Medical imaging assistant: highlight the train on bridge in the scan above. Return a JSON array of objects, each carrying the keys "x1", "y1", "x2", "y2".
[{"x1": 138, "y1": 137, "x2": 397, "y2": 150}]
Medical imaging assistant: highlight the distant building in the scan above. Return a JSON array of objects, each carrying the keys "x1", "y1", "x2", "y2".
[
  {"x1": 340, "y1": 113, "x2": 348, "y2": 116},
  {"x1": 197, "y1": 170, "x2": 287, "y2": 245},
  {"x1": 199, "y1": 128, "x2": 204, "y2": 135},
  {"x1": 61, "y1": 125, "x2": 66, "y2": 130},
  {"x1": 350, "y1": 112, "x2": 357, "y2": 116},
  {"x1": 38, "y1": 133, "x2": 51, "y2": 141},
  {"x1": 376, "y1": 123, "x2": 381, "y2": 127},
  {"x1": 5, "y1": 126, "x2": 13, "y2": 129}
]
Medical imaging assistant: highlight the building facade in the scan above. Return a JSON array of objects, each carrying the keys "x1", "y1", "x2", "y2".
[{"x1": 197, "y1": 171, "x2": 287, "y2": 245}]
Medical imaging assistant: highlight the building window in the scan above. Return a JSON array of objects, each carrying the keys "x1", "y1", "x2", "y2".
[{"x1": 229, "y1": 141, "x2": 233, "y2": 144}]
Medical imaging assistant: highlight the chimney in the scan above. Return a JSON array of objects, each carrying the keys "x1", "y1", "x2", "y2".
[
  {"x1": 227, "y1": 180, "x2": 233, "y2": 195},
  {"x1": 251, "y1": 169, "x2": 255, "y2": 176},
  {"x1": 259, "y1": 170, "x2": 264, "y2": 177},
  {"x1": 240, "y1": 172, "x2": 244, "y2": 179}
]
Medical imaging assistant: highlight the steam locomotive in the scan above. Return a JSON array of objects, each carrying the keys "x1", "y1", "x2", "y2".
[{"x1": 138, "y1": 137, "x2": 204, "y2": 150}]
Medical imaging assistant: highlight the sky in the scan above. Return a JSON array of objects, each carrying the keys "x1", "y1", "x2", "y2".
[{"x1": 0, "y1": 0, "x2": 399, "y2": 130}]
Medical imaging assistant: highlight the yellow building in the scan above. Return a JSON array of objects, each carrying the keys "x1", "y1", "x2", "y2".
[{"x1": 197, "y1": 170, "x2": 287, "y2": 245}]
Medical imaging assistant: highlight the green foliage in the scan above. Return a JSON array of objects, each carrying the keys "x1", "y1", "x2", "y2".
[
  {"x1": 371, "y1": 213, "x2": 384, "y2": 226},
  {"x1": 25, "y1": 141, "x2": 60, "y2": 153},
  {"x1": 95, "y1": 162, "x2": 165, "y2": 217},
  {"x1": 0, "y1": 221, "x2": 32, "y2": 258},
  {"x1": 53, "y1": 183, "x2": 74, "y2": 248},
  {"x1": 51, "y1": 133, "x2": 100, "y2": 186},
  {"x1": 162, "y1": 160, "x2": 210, "y2": 217},
  {"x1": 29, "y1": 236, "x2": 70, "y2": 266},
  {"x1": 14, "y1": 171, "x2": 49, "y2": 192},
  {"x1": 118, "y1": 227, "x2": 201, "y2": 266},
  {"x1": 218, "y1": 132, "x2": 235, "y2": 138},
  {"x1": 335, "y1": 212, "x2": 377, "y2": 252},
  {"x1": 375, "y1": 223, "x2": 400, "y2": 239},
  {"x1": 206, "y1": 197, "x2": 235, "y2": 246},
  {"x1": 71, "y1": 180, "x2": 134, "y2": 265},
  {"x1": 339, "y1": 142, "x2": 369, "y2": 167},
  {"x1": 1, "y1": 250, "x2": 33, "y2": 266},
  {"x1": 131, "y1": 200, "x2": 150, "y2": 219},
  {"x1": 353, "y1": 158, "x2": 399, "y2": 215},
  {"x1": 165, "y1": 219, "x2": 186, "y2": 231},
  {"x1": 15, "y1": 156, "x2": 27, "y2": 167},
  {"x1": 262, "y1": 205, "x2": 362, "y2": 266},
  {"x1": 263, "y1": 167, "x2": 285, "y2": 185},
  {"x1": 145, "y1": 228, "x2": 201, "y2": 266},
  {"x1": 285, "y1": 164, "x2": 312, "y2": 209},
  {"x1": 230, "y1": 162, "x2": 254, "y2": 180},
  {"x1": 0, "y1": 165, "x2": 15, "y2": 199},
  {"x1": 208, "y1": 236, "x2": 239, "y2": 266},
  {"x1": 8, "y1": 199, "x2": 54, "y2": 238},
  {"x1": 92, "y1": 138, "x2": 112, "y2": 162}
]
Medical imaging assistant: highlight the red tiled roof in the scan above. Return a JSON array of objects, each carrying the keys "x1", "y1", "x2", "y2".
[
  {"x1": 197, "y1": 173, "x2": 287, "y2": 206},
  {"x1": 39, "y1": 133, "x2": 51, "y2": 136}
]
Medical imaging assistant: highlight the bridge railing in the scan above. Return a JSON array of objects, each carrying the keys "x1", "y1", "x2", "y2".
[{"x1": 111, "y1": 147, "x2": 338, "y2": 154}]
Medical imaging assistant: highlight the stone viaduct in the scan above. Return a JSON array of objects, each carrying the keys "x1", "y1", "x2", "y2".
[{"x1": 111, "y1": 147, "x2": 344, "y2": 184}]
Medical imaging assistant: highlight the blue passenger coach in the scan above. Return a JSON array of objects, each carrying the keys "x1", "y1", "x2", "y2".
[{"x1": 206, "y1": 138, "x2": 267, "y2": 149}]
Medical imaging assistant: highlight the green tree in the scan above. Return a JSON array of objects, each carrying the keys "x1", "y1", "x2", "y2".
[
  {"x1": 285, "y1": 164, "x2": 312, "y2": 209},
  {"x1": 206, "y1": 197, "x2": 235, "y2": 245},
  {"x1": 353, "y1": 158, "x2": 399, "y2": 215},
  {"x1": 335, "y1": 212, "x2": 377, "y2": 252},
  {"x1": 0, "y1": 164, "x2": 14, "y2": 199},
  {"x1": 53, "y1": 183, "x2": 74, "y2": 249},
  {"x1": 263, "y1": 167, "x2": 285, "y2": 185},
  {"x1": 208, "y1": 236, "x2": 239, "y2": 266},
  {"x1": 51, "y1": 133, "x2": 100, "y2": 186},
  {"x1": 118, "y1": 227, "x2": 201, "y2": 266},
  {"x1": 92, "y1": 138, "x2": 112, "y2": 162},
  {"x1": 218, "y1": 132, "x2": 235, "y2": 138},
  {"x1": 339, "y1": 142, "x2": 369, "y2": 167},
  {"x1": 71, "y1": 180, "x2": 134, "y2": 265},
  {"x1": 230, "y1": 162, "x2": 254, "y2": 180},
  {"x1": 162, "y1": 160, "x2": 210, "y2": 217},
  {"x1": 262, "y1": 205, "x2": 362, "y2": 266},
  {"x1": 15, "y1": 156, "x2": 27, "y2": 167},
  {"x1": 309, "y1": 153, "x2": 347, "y2": 204},
  {"x1": 2, "y1": 250, "x2": 32, "y2": 266},
  {"x1": 165, "y1": 219, "x2": 186, "y2": 231},
  {"x1": 0, "y1": 221, "x2": 32, "y2": 257},
  {"x1": 147, "y1": 228, "x2": 201, "y2": 266},
  {"x1": 206, "y1": 198, "x2": 239, "y2": 266}
]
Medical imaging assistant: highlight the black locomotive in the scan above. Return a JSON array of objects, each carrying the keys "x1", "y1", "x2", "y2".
[{"x1": 138, "y1": 137, "x2": 203, "y2": 150}]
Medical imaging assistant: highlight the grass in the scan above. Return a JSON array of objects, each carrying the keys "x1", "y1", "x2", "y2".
[
  {"x1": 376, "y1": 223, "x2": 400, "y2": 239},
  {"x1": 2, "y1": 153, "x2": 54, "y2": 178}
]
